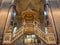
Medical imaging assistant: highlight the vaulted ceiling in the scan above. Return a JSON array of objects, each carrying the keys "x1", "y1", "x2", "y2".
[
  {"x1": 16, "y1": 0, "x2": 44, "y2": 12},
  {"x1": 15, "y1": 0, "x2": 46, "y2": 28}
]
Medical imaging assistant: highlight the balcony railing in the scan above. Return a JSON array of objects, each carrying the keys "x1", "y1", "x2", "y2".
[
  {"x1": 12, "y1": 26, "x2": 24, "y2": 42},
  {"x1": 34, "y1": 26, "x2": 47, "y2": 43},
  {"x1": 12, "y1": 25, "x2": 56, "y2": 44}
]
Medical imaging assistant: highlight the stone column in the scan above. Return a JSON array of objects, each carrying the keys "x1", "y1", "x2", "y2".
[
  {"x1": 44, "y1": 0, "x2": 57, "y2": 45},
  {"x1": 46, "y1": 2, "x2": 57, "y2": 45},
  {"x1": 2, "y1": 7, "x2": 13, "y2": 45}
]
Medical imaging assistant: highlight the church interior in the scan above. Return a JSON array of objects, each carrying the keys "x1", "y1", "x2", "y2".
[{"x1": 0, "y1": 0, "x2": 60, "y2": 45}]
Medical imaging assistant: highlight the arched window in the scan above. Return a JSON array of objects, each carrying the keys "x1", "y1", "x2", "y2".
[
  {"x1": 11, "y1": 8, "x2": 16, "y2": 21},
  {"x1": 44, "y1": 4, "x2": 49, "y2": 26}
]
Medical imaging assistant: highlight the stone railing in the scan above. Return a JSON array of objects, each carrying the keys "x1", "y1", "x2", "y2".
[
  {"x1": 34, "y1": 26, "x2": 56, "y2": 44},
  {"x1": 12, "y1": 25, "x2": 56, "y2": 44},
  {"x1": 12, "y1": 26, "x2": 24, "y2": 42},
  {"x1": 34, "y1": 26, "x2": 47, "y2": 43}
]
